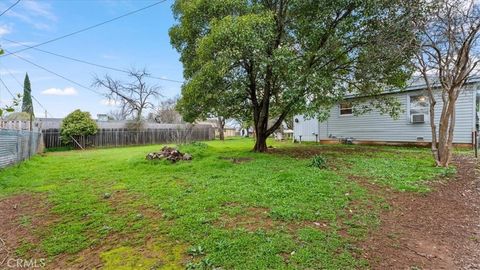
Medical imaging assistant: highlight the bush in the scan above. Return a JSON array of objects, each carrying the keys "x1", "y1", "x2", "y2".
[
  {"x1": 60, "y1": 109, "x2": 98, "y2": 144},
  {"x1": 309, "y1": 155, "x2": 327, "y2": 169}
]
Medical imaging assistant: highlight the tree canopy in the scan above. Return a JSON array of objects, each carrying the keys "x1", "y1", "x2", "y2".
[
  {"x1": 0, "y1": 94, "x2": 20, "y2": 118},
  {"x1": 21, "y1": 73, "x2": 34, "y2": 117},
  {"x1": 170, "y1": 0, "x2": 419, "y2": 151},
  {"x1": 413, "y1": 0, "x2": 480, "y2": 166}
]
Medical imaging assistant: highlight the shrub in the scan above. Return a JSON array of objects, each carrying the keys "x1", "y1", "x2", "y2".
[
  {"x1": 309, "y1": 155, "x2": 327, "y2": 169},
  {"x1": 60, "y1": 109, "x2": 98, "y2": 144},
  {"x1": 125, "y1": 120, "x2": 144, "y2": 130}
]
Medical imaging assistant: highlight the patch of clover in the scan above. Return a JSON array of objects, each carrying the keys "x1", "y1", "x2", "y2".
[{"x1": 0, "y1": 237, "x2": 11, "y2": 266}]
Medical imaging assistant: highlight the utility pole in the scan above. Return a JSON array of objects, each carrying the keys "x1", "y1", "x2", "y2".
[
  {"x1": 28, "y1": 104, "x2": 33, "y2": 158},
  {"x1": 29, "y1": 105, "x2": 33, "y2": 131}
]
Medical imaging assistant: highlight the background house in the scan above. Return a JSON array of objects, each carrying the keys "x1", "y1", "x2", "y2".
[{"x1": 197, "y1": 118, "x2": 238, "y2": 138}]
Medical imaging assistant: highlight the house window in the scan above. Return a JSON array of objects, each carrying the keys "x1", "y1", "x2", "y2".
[
  {"x1": 339, "y1": 102, "x2": 353, "y2": 115},
  {"x1": 409, "y1": 95, "x2": 429, "y2": 123}
]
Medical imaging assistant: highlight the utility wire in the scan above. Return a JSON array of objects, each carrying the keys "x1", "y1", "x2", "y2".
[
  {"x1": 0, "y1": 61, "x2": 22, "y2": 87},
  {"x1": 4, "y1": 48, "x2": 103, "y2": 95},
  {"x1": 1, "y1": 37, "x2": 184, "y2": 84},
  {"x1": 1, "y1": 0, "x2": 167, "y2": 58},
  {"x1": 0, "y1": 0, "x2": 21, "y2": 17},
  {"x1": 0, "y1": 76, "x2": 16, "y2": 98},
  {"x1": 0, "y1": 62, "x2": 56, "y2": 118},
  {"x1": 31, "y1": 95, "x2": 54, "y2": 118}
]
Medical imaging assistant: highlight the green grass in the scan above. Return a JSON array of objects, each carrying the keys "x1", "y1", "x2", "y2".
[{"x1": 0, "y1": 138, "x2": 451, "y2": 269}]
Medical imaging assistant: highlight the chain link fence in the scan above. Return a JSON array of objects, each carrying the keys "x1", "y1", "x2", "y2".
[{"x1": 0, "y1": 129, "x2": 44, "y2": 169}]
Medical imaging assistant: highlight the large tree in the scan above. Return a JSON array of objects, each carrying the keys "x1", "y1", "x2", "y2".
[
  {"x1": 414, "y1": 0, "x2": 480, "y2": 167},
  {"x1": 170, "y1": 0, "x2": 418, "y2": 152},
  {"x1": 21, "y1": 73, "x2": 34, "y2": 117}
]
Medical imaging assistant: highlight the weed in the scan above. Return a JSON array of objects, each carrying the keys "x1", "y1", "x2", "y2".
[{"x1": 310, "y1": 155, "x2": 328, "y2": 169}]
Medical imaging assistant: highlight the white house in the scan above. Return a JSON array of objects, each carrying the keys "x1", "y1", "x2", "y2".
[{"x1": 293, "y1": 77, "x2": 479, "y2": 146}]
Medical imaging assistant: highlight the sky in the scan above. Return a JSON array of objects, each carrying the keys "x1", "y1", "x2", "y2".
[{"x1": 0, "y1": 0, "x2": 184, "y2": 118}]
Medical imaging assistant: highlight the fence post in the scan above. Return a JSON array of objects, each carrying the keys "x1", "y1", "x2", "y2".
[
  {"x1": 70, "y1": 136, "x2": 84, "y2": 150},
  {"x1": 475, "y1": 130, "x2": 478, "y2": 158}
]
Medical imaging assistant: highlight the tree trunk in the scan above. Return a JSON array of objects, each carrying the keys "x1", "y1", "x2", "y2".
[
  {"x1": 252, "y1": 101, "x2": 269, "y2": 152},
  {"x1": 443, "y1": 109, "x2": 456, "y2": 166},
  {"x1": 217, "y1": 116, "x2": 225, "y2": 141},
  {"x1": 253, "y1": 130, "x2": 268, "y2": 152},
  {"x1": 427, "y1": 92, "x2": 440, "y2": 166},
  {"x1": 437, "y1": 95, "x2": 457, "y2": 167}
]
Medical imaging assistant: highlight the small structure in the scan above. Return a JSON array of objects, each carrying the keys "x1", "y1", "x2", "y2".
[
  {"x1": 197, "y1": 119, "x2": 238, "y2": 138},
  {"x1": 97, "y1": 114, "x2": 109, "y2": 122}
]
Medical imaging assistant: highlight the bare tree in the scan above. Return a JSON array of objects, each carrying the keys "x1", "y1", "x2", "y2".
[
  {"x1": 414, "y1": 0, "x2": 480, "y2": 167},
  {"x1": 149, "y1": 96, "x2": 183, "y2": 124},
  {"x1": 93, "y1": 69, "x2": 161, "y2": 122},
  {"x1": 107, "y1": 100, "x2": 131, "y2": 120}
]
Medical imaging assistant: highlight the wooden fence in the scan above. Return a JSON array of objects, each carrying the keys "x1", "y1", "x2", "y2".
[{"x1": 43, "y1": 126, "x2": 215, "y2": 149}]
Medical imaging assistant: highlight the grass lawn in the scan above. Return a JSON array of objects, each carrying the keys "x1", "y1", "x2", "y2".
[{"x1": 0, "y1": 138, "x2": 454, "y2": 269}]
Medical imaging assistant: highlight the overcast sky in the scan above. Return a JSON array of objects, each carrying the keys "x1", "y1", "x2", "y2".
[{"x1": 0, "y1": 0, "x2": 183, "y2": 118}]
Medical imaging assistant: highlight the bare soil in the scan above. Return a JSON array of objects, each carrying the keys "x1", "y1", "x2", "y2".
[
  {"x1": 0, "y1": 191, "x2": 186, "y2": 270},
  {"x1": 0, "y1": 194, "x2": 54, "y2": 267},
  {"x1": 361, "y1": 155, "x2": 480, "y2": 270},
  {"x1": 216, "y1": 204, "x2": 330, "y2": 233},
  {"x1": 219, "y1": 156, "x2": 253, "y2": 164},
  {"x1": 269, "y1": 145, "x2": 388, "y2": 158}
]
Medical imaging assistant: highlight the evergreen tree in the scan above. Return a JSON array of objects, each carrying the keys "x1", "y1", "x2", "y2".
[{"x1": 21, "y1": 73, "x2": 34, "y2": 117}]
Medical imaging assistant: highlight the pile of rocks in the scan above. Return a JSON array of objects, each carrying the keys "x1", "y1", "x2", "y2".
[{"x1": 146, "y1": 146, "x2": 192, "y2": 163}]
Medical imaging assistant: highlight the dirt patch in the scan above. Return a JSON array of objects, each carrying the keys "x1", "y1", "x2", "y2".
[
  {"x1": 219, "y1": 157, "x2": 253, "y2": 164},
  {"x1": 216, "y1": 205, "x2": 330, "y2": 233},
  {"x1": 269, "y1": 145, "x2": 387, "y2": 159},
  {"x1": 51, "y1": 189, "x2": 186, "y2": 269},
  {"x1": 0, "y1": 194, "x2": 55, "y2": 267},
  {"x1": 217, "y1": 206, "x2": 274, "y2": 231},
  {"x1": 360, "y1": 155, "x2": 480, "y2": 269}
]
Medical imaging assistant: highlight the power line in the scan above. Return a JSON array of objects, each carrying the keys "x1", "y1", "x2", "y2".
[
  {"x1": 1, "y1": 37, "x2": 184, "y2": 84},
  {"x1": 0, "y1": 61, "x2": 22, "y2": 87},
  {"x1": 32, "y1": 94, "x2": 54, "y2": 118},
  {"x1": 0, "y1": 76, "x2": 16, "y2": 98},
  {"x1": 4, "y1": 49, "x2": 103, "y2": 95},
  {"x1": 0, "y1": 0, "x2": 21, "y2": 17},
  {"x1": 0, "y1": 62, "x2": 56, "y2": 118},
  {"x1": 1, "y1": 0, "x2": 167, "y2": 58}
]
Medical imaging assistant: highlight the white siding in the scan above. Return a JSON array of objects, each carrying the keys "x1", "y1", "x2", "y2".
[
  {"x1": 318, "y1": 88, "x2": 476, "y2": 143},
  {"x1": 294, "y1": 87, "x2": 477, "y2": 143},
  {"x1": 293, "y1": 115, "x2": 319, "y2": 141}
]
